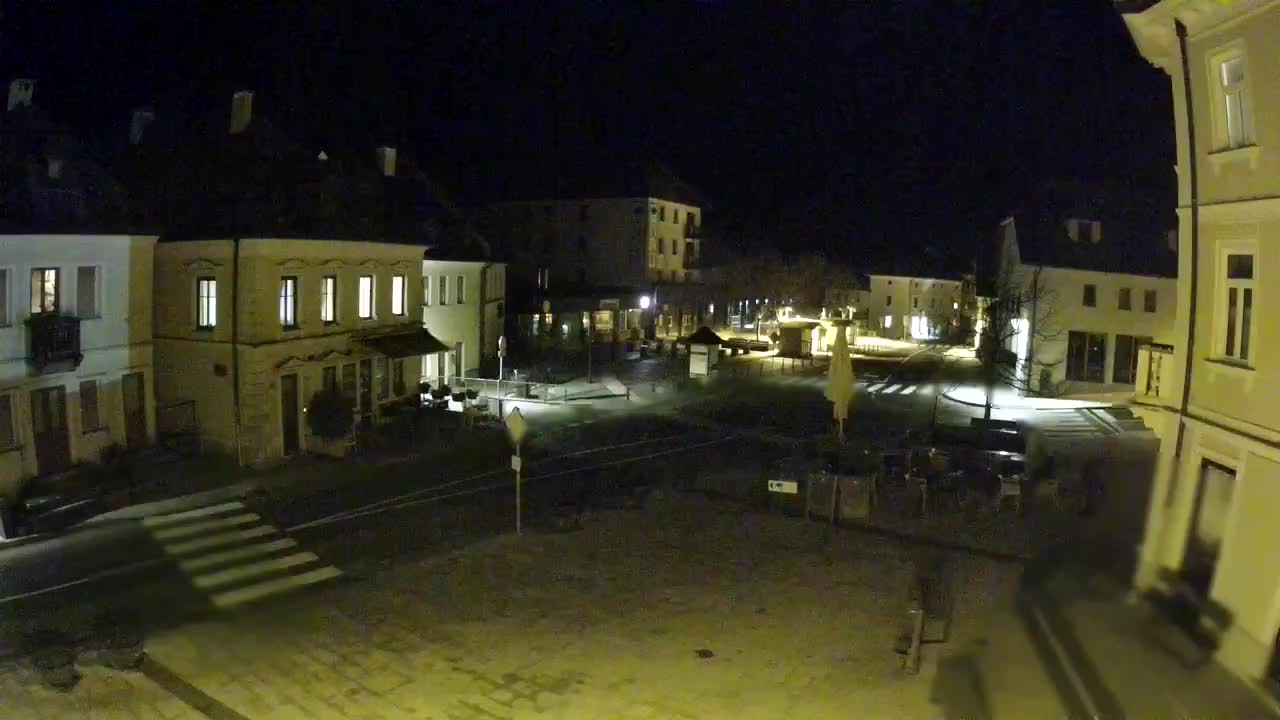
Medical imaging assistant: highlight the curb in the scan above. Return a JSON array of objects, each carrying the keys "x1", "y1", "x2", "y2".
[
  {"x1": 85, "y1": 482, "x2": 257, "y2": 523},
  {"x1": 939, "y1": 390, "x2": 1111, "y2": 412}
]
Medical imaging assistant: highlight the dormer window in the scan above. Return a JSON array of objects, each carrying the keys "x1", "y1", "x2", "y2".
[{"x1": 1067, "y1": 219, "x2": 1101, "y2": 244}]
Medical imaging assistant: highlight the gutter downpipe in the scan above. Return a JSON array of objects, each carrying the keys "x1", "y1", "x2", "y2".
[
  {"x1": 1173, "y1": 18, "x2": 1200, "y2": 462},
  {"x1": 232, "y1": 237, "x2": 244, "y2": 467}
]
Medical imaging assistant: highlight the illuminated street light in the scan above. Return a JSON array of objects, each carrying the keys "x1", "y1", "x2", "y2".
[{"x1": 640, "y1": 295, "x2": 651, "y2": 309}]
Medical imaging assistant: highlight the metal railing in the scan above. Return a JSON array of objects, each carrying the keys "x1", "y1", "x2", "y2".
[{"x1": 1135, "y1": 343, "x2": 1174, "y2": 404}]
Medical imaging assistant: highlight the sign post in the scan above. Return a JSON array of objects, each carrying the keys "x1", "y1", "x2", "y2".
[
  {"x1": 504, "y1": 407, "x2": 528, "y2": 534},
  {"x1": 497, "y1": 335, "x2": 507, "y2": 418}
]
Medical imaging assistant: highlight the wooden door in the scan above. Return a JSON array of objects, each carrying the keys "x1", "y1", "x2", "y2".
[
  {"x1": 280, "y1": 373, "x2": 300, "y2": 456},
  {"x1": 122, "y1": 372, "x2": 148, "y2": 449},
  {"x1": 30, "y1": 386, "x2": 70, "y2": 474}
]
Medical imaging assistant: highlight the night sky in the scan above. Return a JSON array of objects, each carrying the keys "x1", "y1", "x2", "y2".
[{"x1": 2, "y1": 1, "x2": 1171, "y2": 268}]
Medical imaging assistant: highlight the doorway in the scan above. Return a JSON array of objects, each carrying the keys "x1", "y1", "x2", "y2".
[
  {"x1": 30, "y1": 386, "x2": 70, "y2": 474},
  {"x1": 122, "y1": 372, "x2": 147, "y2": 449},
  {"x1": 280, "y1": 373, "x2": 300, "y2": 456},
  {"x1": 1182, "y1": 460, "x2": 1236, "y2": 598}
]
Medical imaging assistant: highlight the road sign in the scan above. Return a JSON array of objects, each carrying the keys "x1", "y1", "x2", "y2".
[
  {"x1": 504, "y1": 407, "x2": 528, "y2": 445},
  {"x1": 511, "y1": 455, "x2": 522, "y2": 472},
  {"x1": 498, "y1": 335, "x2": 507, "y2": 358},
  {"x1": 767, "y1": 480, "x2": 798, "y2": 494}
]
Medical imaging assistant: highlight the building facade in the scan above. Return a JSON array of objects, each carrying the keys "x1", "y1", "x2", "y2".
[
  {"x1": 153, "y1": 238, "x2": 429, "y2": 465},
  {"x1": 0, "y1": 234, "x2": 157, "y2": 497},
  {"x1": 1120, "y1": 0, "x2": 1280, "y2": 686},
  {"x1": 421, "y1": 257, "x2": 506, "y2": 384},
  {"x1": 867, "y1": 274, "x2": 965, "y2": 341},
  {"x1": 995, "y1": 215, "x2": 1177, "y2": 397}
]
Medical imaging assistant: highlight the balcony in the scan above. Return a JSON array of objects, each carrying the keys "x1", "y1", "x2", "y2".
[{"x1": 26, "y1": 313, "x2": 82, "y2": 372}]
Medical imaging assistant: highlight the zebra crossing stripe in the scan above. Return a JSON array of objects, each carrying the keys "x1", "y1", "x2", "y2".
[
  {"x1": 151, "y1": 513, "x2": 261, "y2": 541},
  {"x1": 211, "y1": 566, "x2": 343, "y2": 610},
  {"x1": 884, "y1": 384, "x2": 903, "y2": 394},
  {"x1": 141, "y1": 501, "x2": 246, "y2": 528},
  {"x1": 163, "y1": 525, "x2": 275, "y2": 555},
  {"x1": 901, "y1": 385, "x2": 919, "y2": 395},
  {"x1": 179, "y1": 537, "x2": 299, "y2": 572},
  {"x1": 193, "y1": 552, "x2": 320, "y2": 589},
  {"x1": 867, "y1": 383, "x2": 885, "y2": 393}
]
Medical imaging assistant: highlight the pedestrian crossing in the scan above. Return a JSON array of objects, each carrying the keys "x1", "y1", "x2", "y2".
[
  {"x1": 1030, "y1": 409, "x2": 1119, "y2": 442},
  {"x1": 140, "y1": 500, "x2": 341, "y2": 611},
  {"x1": 763, "y1": 374, "x2": 931, "y2": 397}
]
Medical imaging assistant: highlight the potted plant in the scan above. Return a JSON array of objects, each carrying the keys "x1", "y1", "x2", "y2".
[{"x1": 306, "y1": 386, "x2": 355, "y2": 455}]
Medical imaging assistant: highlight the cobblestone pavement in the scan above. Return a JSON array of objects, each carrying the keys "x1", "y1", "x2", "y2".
[
  {"x1": 0, "y1": 661, "x2": 204, "y2": 720},
  {"x1": 0, "y1": 493, "x2": 1016, "y2": 719}
]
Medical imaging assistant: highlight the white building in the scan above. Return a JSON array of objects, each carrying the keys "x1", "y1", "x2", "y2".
[
  {"x1": 153, "y1": 239, "x2": 432, "y2": 466},
  {"x1": 995, "y1": 215, "x2": 1177, "y2": 397},
  {"x1": 867, "y1": 274, "x2": 965, "y2": 341},
  {"x1": 0, "y1": 235, "x2": 157, "y2": 498},
  {"x1": 421, "y1": 256, "x2": 505, "y2": 385},
  {"x1": 0, "y1": 79, "x2": 157, "y2": 499},
  {"x1": 1120, "y1": 0, "x2": 1280, "y2": 686}
]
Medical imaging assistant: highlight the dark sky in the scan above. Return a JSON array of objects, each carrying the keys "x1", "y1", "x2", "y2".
[{"x1": 1, "y1": 0, "x2": 1171, "y2": 267}]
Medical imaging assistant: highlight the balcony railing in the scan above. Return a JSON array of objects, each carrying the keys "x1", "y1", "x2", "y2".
[
  {"x1": 1135, "y1": 342, "x2": 1174, "y2": 405},
  {"x1": 26, "y1": 312, "x2": 83, "y2": 371}
]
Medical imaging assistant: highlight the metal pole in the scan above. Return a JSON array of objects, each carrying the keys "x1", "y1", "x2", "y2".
[
  {"x1": 497, "y1": 354, "x2": 504, "y2": 418},
  {"x1": 515, "y1": 444, "x2": 522, "y2": 535}
]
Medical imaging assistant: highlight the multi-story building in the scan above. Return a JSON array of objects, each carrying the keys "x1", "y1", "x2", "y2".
[
  {"x1": 484, "y1": 164, "x2": 708, "y2": 352},
  {"x1": 1119, "y1": 0, "x2": 1280, "y2": 687},
  {"x1": 0, "y1": 79, "x2": 157, "y2": 498},
  {"x1": 421, "y1": 254, "x2": 506, "y2": 385},
  {"x1": 993, "y1": 191, "x2": 1178, "y2": 398},
  {"x1": 137, "y1": 92, "x2": 444, "y2": 465},
  {"x1": 867, "y1": 272, "x2": 966, "y2": 341}
]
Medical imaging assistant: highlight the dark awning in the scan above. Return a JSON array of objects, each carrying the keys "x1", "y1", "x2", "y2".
[
  {"x1": 686, "y1": 326, "x2": 725, "y2": 345},
  {"x1": 358, "y1": 327, "x2": 450, "y2": 358}
]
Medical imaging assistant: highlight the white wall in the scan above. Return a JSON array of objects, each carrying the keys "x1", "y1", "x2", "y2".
[
  {"x1": 0, "y1": 234, "x2": 156, "y2": 496},
  {"x1": 421, "y1": 259, "x2": 506, "y2": 381},
  {"x1": 867, "y1": 275, "x2": 962, "y2": 340}
]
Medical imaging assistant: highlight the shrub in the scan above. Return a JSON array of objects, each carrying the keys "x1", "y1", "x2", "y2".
[{"x1": 306, "y1": 386, "x2": 354, "y2": 440}]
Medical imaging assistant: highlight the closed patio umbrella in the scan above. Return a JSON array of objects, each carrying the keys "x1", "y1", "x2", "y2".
[{"x1": 825, "y1": 325, "x2": 856, "y2": 441}]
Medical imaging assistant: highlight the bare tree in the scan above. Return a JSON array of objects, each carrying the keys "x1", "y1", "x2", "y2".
[{"x1": 977, "y1": 265, "x2": 1063, "y2": 420}]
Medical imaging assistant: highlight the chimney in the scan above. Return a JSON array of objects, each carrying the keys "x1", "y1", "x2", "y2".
[
  {"x1": 7, "y1": 78, "x2": 35, "y2": 111},
  {"x1": 376, "y1": 146, "x2": 397, "y2": 177},
  {"x1": 229, "y1": 90, "x2": 253, "y2": 135},
  {"x1": 130, "y1": 107, "x2": 155, "y2": 145}
]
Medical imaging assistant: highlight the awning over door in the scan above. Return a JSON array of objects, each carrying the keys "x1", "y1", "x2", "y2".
[{"x1": 358, "y1": 327, "x2": 450, "y2": 358}]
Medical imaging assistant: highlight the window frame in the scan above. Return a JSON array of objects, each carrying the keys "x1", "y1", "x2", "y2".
[
  {"x1": 439, "y1": 275, "x2": 449, "y2": 306},
  {"x1": 1210, "y1": 45, "x2": 1252, "y2": 151},
  {"x1": 196, "y1": 277, "x2": 217, "y2": 330},
  {"x1": 456, "y1": 275, "x2": 465, "y2": 304},
  {"x1": 1143, "y1": 289, "x2": 1157, "y2": 314},
  {"x1": 320, "y1": 275, "x2": 338, "y2": 325},
  {"x1": 0, "y1": 392, "x2": 15, "y2": 450},
  {"x1": 424, "y1": 275, "x2": 432, "y2": 307},
  {"x1": 79, "y1": 379, "x2": 102, "y2": 433},
  {"x1": 1082, "y1": 283, "x2": 1097, "y2": 308},
  {"x1": 358, "y1": 275, "x2": 375, "y2": 320},
  {"x1": 391, "y1": 274, "x2": 407, "y2": 317},
  {"x1": 0, "y1": 267, "x2": 10, "y2": 327},
  {"x1": 1118, "y1": 287, "x2": 1131, "y2": 311},
  {"x1": 76, "y1": 265, "x2": 101, "y2": 319},
  {"x1": 30, "y1": 267, "x2": 59, "y2": 314},
  {"x1": 1218, "y1": 247, "x2": 1256, "y2": 364},
  {"x1": 279, "y1": 276, "x2": 299, "y2": 329},
  {"x1": 1066, "y1": 330, "x2": 1107, "y2": 383}
]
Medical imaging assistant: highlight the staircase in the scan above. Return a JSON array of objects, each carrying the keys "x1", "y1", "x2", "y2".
[{"x1": 1090, "y1": 406, "x2": 1152, "y2": 434}]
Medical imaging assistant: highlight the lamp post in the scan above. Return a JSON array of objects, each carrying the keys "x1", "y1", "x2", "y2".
[{"x1": 497, "y1": 335, "x2": 506, "y2": 417}]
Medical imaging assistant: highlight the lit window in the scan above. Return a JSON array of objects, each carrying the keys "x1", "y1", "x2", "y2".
[
  {"x1": 1222, "y1": 253, "x2": 1254, "y2": 362},
  {"x1": 30, "y1": 267, "x2": 58, "y2": 314},
  {"x1": 391, "y1": 275, "x2": 406, "y2": 316},
  {"x1": 424, "y1": 275, "x2": 432, "y2": 307},
  {"x1": 884, "y1": 315, "x2": 892, "y2": 329},
  {"x1": 358, "y1": 275, "x2": 374, "y2": 319},
  {"x1": 196, "y1": 277, "x2": 217, "y2": 329},
  {"x1": 439, "y1": 275, "x2": 449, "y2": 306},
  {"x1": 279, "y1": 276, "x2": 298, "y2": 328},
  {"x1": 1218, "y1": 55, "x2": 1250, "y2": 149},
  {"x1": 321, "y1": 275, "x2": 337, "y2": 324}
]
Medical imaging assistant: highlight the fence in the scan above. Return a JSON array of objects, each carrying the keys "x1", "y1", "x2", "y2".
[
  {"x1": 719, "y1": 354, "x2": 826, "y2": 379},
  {"x1": 452, "y1": 375, "x2": 573, "y2": 405}
]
